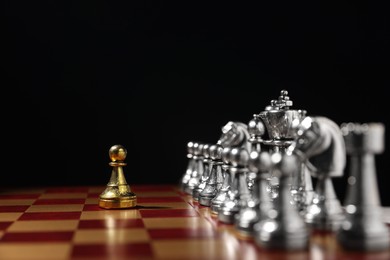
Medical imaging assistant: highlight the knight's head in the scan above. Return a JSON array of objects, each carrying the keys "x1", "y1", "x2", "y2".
[
  {"x1": 217, "y1": 121, "x2": 247, "y2": 148},
  {"x1": 288, "y1": 116, "x2": 329, "y2": 160}
]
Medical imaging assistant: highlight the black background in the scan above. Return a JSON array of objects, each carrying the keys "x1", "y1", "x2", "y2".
[{"x1": 2, "y1": 2, "x2": 390, "y2": 205}]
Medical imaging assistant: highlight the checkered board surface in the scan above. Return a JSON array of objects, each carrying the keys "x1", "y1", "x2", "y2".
[{"x1": 0, "y1": 185, "x2": 389, "y2": 260}]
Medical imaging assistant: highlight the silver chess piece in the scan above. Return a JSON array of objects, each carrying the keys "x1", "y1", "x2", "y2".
[
  {"x1": 288, "y1": 116, "x2": 346, "y2": 231},
  {"x1": 217, "y1": 121, "x2": 251, "y2": 151},
  {"x1": 218, "y1": 147, "x2": 251, "y2": 224},
  {"x1": 235, "y1": 150, "x2": 273, "y2": 238},
  {"x1": 211, "y1": 121, "x2": 252, "y2": 215},
  {"x1": 198, "y1": 144, "x2": 224, "y2": 206},
  {"x1": 258, "y1": 90, "x2": 308, "y2": 201},
  {"x1": 253, "y1": 152, "x2": 309, "y2": 251},
  {"x1": 211, "y1": 147, "x2": 234, "y2": 214},
  {"x1": 184, "y1": 142, "x2": 205, "y2": 195},
  {"x1": 192, "y1": 144, "x2": 212, "y2": 201},
  {"x1": 246, "y1": 114, "x2": 266, "y2": 191},
  {"x1": 337, "y1": 122, "x2": 390, "y2": 251},
  {"x1": 181, "y1": 141, "x2": 196, "y2": 191},
  {"x1": 232, "y1": 116, "x2": 266, "y2": 237},
  {"x1": 290, "y1": 163, "x2": 315, "y2": 213}
]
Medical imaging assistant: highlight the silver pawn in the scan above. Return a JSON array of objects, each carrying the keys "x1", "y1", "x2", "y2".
[
  {"x1": 234, "y1": 150, "x2": 273, "y2": 238},
  {"x1": 210, "y1": 147, "x2": 234, "y2": 214},
  {"x1": 184, "y1": 142, "x2": 205, "y2": 195},
  {"x1": 198, "y1": 144, "x2": 224, "y2": 206},
  {"x1": 290, "y1": 163, "x2": 315, "y2": 213},
  {"x1": 181, "y1": 141, "x2": 196, "y2": 191},
  {"x1": 192, "y1": 144, "x2": 211, "y2": 201},
  {"x1": 218, "y1": 147, "x2": 251, "y2": 224},
  {"x1": 337, "y1": 122, "x2": 390, "y2": 251},
  {"x1": 247, "y1": 114, "x2": 265, "y2": 191},
  {"x1": 254, "y1": 152, "x2": 309, "y2": 251}
]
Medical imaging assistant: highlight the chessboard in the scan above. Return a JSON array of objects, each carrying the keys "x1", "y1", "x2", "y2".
[{"x1": 0, "y1": 185, "x2": 389, "y2": 260}]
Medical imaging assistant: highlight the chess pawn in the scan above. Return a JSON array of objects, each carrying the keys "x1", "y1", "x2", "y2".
[
  {"x1": 99, "y1": 145, "x2": 137, "y2": 209},
  {"x1": 337, "y1": 123, "x2": 390, "y2": 251},
  {"x1": 198, "y1": 144, "x2": 224, "y2": 206},
  {"x1": 234, "y1": 150, "x2": 273, "y2": 238},
  {"x1": 248, "y1": 114, "x2": 265, "y2": 152},
  {"x1": 192, "y1": 144, "x2": 211, "y2": 201},
  {"x1": 254, "y1": 152, "x2": 309, "y2": 251},
  {"x1": 290, "y1": 163, "x2": 315, "y2": 213},
  {"x1": 210, "y1": 147, "x2": 233, "y2": 214},
  {"x1": 218, "y1": 147, "x2": 251, "y2": 224},
  {"x1": 181, "y1": 141, "x2": 196, "y2": 191},
  {"x1": 247, "y1": 114, "x2": 266, "y2": 191},
  {"x1": 184, "y1": 142, "x2": 205, "y2": 195}
]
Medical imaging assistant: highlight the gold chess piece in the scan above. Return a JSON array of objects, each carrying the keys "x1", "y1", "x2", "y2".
[{"x1": 99, "y1": 144, "x2": 137, "y2": 209}]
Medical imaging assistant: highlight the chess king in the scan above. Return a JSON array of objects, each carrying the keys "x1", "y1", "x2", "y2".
[{"x1": 258, "y1": 90, "x2": 312, "y2": 205}]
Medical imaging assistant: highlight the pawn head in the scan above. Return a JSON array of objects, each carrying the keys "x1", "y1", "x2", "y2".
[{"x1": 109, "y1": 144, "x2": 127, "y2": 162}]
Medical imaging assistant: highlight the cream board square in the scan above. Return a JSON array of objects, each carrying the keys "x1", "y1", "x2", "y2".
[
  {"x1": 73, "y1": 229, "x2": 150, "y2": 244},
  {"x1": 7, "y1": 220, "x2": 79, "y2": 232}
]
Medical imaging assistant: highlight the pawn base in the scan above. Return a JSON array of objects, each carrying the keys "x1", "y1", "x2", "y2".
[{"x1": 99, "y1": 196, "x2": 137, "y2": 209}]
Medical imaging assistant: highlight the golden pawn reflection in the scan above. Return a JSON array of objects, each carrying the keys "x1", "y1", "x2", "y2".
[{"x1": 99, "y1": 144, "x2": 137, "y2": 209}]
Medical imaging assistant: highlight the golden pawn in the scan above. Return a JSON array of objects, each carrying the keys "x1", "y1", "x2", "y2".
[{"x1": 99, "y1": 144, "x2": 137, "y2": 209}]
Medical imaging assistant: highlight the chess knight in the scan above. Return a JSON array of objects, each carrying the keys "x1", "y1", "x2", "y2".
[{"x1": 288, "y1": 116, "x2": 346, "y2": 231}]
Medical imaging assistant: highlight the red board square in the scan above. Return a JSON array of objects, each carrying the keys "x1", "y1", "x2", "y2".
[
  {"x1": 83, "y1": 204, "x2": 105, "y2": 211},
  {"x1": 0, "y1": 222, "x2": 12, "y2": 230},
  {"x1": 148, "y1": 228, "x2": 218, "y2": 239},
  {"x1": 0, "y1": 232, "x2": 74, "y2": 242},
  {"x1": 78, "y1": 219, "x2": 144, "y2": 229},
  {"x1": 19, "y1": 212, "x2": 81, "y2": 220},
  {"x1": 139, "y1": 209, "x2": 199, "y2": 218},
  {"x1": 72, "y1": 243, "x2": 153, "y2": 259},
  {"x1": 87, "y1": 193, "x2": 100, "y2": 198},
  {"x1": 0, "y1": 206, "x2": 29, "y2": 212},
  {"x1": 33, "y1": 199, "x2": 86, "y2": 205},
  {"x1": 0, "y1": 194, "x2": 40, "y2": 199}
]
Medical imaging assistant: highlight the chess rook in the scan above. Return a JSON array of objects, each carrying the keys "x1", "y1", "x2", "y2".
[
  {"x1": 337, "y1": 123, "x2": 390, "y2": 251},
  {"x1": 99, "y1": 144, "x2": 137, "y2": 209}
]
